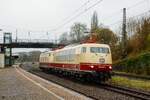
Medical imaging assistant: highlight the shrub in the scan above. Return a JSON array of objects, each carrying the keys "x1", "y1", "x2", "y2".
[{"x1": 113, "y1": 52, "x2": 150, "y2": 75}]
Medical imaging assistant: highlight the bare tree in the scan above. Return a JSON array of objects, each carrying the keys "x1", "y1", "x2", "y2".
[{"x1": 70, "y1": 22, "x2": 87, "y2": 43}]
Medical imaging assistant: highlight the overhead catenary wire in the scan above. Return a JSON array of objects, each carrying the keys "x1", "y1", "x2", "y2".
[
  {"x1": 51, "y1": 0, "x2": 103, "y2": 32},
  {"x1": 52, "y1": 0, "x2": 148, "y2": 34},
  {"x1": 53, "y1": 0, "x2": 148, "y2": 32},
  {"x1": 127, "y1": 9, "x2": 150, "y2": 19},
  {"x1": 127, "y1": 0, "x2": 148, "y2": 10},
  {"x1": 52, "y1": 0, "x2": 149, "y2": 35},
  {"x1": 0, "y1": 0, "x2": 149, "y2": 34},
  {"x1": 53, "y1": 0, "x2": 93, "y2": 28},
  {"x1": 49, "y1": 9, "x2": 150, "y2": 38},
  {"x1": 102, "y1": 0, "x2": 147, "y2": 22},
  {"x1": 0, "y1": 0, "x2": 99, "y2": 33},
  {"x1": 106, "y1": 10, "x2": 150, "y2": 27}
]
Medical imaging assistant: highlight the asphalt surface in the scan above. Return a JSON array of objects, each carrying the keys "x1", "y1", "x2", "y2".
[
  {"x1": 0, "y1": 67, "x2": 90, "y2": 100},
  {"x1": 0, "y1": 67, "x2": 60, "y2": 100}
]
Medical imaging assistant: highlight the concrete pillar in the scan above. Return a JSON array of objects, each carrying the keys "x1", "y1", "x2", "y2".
[{"x1": 0, "y1": 53, "x2": 4, "y2": 68}]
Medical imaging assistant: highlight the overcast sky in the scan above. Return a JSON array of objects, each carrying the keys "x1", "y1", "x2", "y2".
[{"x1": 0, "y1": 0, "x2": 149, "y2": 52}]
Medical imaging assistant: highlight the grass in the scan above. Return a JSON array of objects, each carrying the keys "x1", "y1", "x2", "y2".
[
  {"x1": 113, "y1": 71, "x2": 150, "y2": 78},
  {"x1": 110, "y1": 76, "x2": 150, "y2": 92}
]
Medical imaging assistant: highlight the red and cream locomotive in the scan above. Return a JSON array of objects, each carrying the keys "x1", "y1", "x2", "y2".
[{"x1": 39, "y1": 43, "x2": 112, "y2": 81}]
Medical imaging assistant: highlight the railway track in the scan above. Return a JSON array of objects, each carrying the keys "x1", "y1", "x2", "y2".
[
  {"x1": 30, "y1": 71, "x2": 98, "y2": 100},
  {"x1": 21, "y1": 64, "x2": 150, "y2": 100},
  {"x1": 100, "y1": 84, "x2": 150, "y2": 100},
  {"x1": 29, "y1": 70, "x2": 98, "y2": 100}
]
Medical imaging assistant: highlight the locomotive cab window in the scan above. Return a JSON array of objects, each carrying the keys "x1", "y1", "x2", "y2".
[
  {"x1": 81, "y1": 47, "x2": 86, "y2": 53},
  {"x1": 90, "y1": 47, "x2": 109, "y2": 53}
]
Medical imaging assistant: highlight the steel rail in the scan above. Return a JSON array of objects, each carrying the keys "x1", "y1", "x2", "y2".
[
  {"x1": 100, "y1": 83, "x2": 150, "y2": 100},
  {"x1": 29, "y1": 70, "x2": 98, "y2": 100}
]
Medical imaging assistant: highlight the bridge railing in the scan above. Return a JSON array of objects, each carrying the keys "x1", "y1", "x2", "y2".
[{"x1": 11, "y1": 39, "x2": 56, "y2": 43}]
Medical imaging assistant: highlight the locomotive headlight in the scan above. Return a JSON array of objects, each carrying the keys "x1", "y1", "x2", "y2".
[
  {"x1": 109, "y1": 66, "x2": 112, "y2": 69},
  {"x1": 90, "y1": 65, "x2": 94, "y2": 68}
]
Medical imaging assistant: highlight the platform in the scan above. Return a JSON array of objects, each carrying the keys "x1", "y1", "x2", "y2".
[{"x1": 0, "y1": 67, "x2": 91, "y2": 100}]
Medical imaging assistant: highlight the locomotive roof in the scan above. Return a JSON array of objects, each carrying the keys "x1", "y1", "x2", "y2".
[
  {"x1": 40, "y1": 43, "x2": 110, "y2": 54},
  {"x1": 55, "y1": 43, "x2": 110, "y2": 52},
  {"x1": 65, "y1": 43, "x2": 109, "y2": 48},
  {"x1": 63, "y1": 43, "x2": 80, "y2": 48}
]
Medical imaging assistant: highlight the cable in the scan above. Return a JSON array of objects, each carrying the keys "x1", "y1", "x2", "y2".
[
  {"x1": 50, "y1": 0, "x2": 96, "y2": 31},
  {"x1": 47, "y1": 0, "x2": 149, "y2": 32},
  {"x1": 55, "y1": 0, "x2": 147, "y2": 31},
  {"x1": 102, "y1": 0, "x2": 147, "y2": 22},
  {"x1": 57, "y1": 0, "x2": 93, "y2": 24},
  {"x1": 52, "y1": 0, "x2": 103, "y2": 31},
  {"x1": 0, "y1": 0, "x2": 148, "y2": 34},
  {"x1": 127, "y1": 9, "x2": 150, "y2": 19},
  {"x1": 127, "y1": 0, "x2": 147, "y2": 10},
  {"x1": 106, "y1": 10, "x2": 150, "y2": 27},
  {"x1": 0, "y1": 0, "x2": 97, "y2": 33}
]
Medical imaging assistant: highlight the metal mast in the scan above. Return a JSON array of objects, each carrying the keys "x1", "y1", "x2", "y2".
[{"x1": 122, "y1": 8, "x2": 127, "y2": 58}]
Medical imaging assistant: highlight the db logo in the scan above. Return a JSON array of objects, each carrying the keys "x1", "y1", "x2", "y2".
[{"x1": 99, "y1": 58, "x2": 105, "y2": 63}]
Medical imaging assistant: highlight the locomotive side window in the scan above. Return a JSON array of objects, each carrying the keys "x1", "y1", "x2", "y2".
[
  {"x1": 90, "y1": 47, "x2": 109, "y2": 53},
  {"x1": 81, "y1": 47, "x2": 86, "y2": 53}
]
